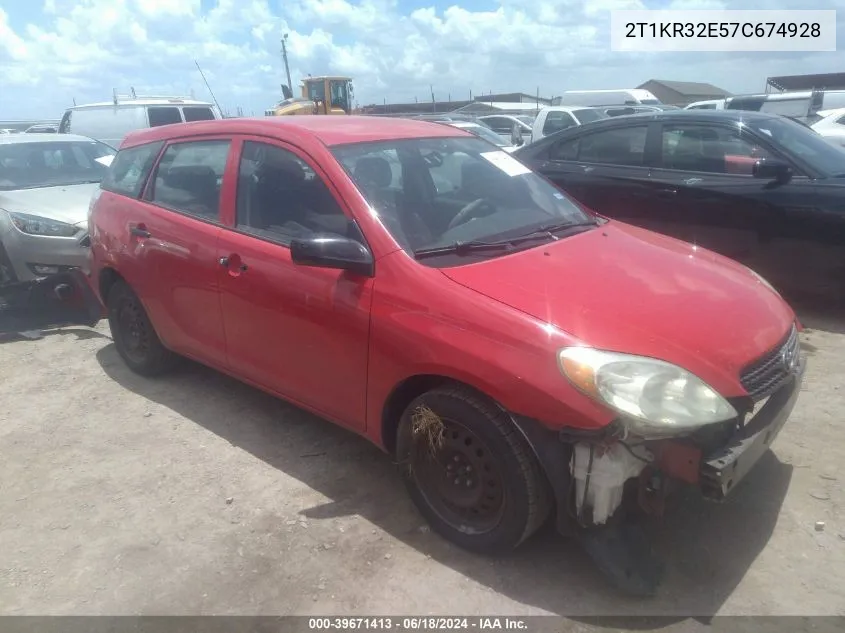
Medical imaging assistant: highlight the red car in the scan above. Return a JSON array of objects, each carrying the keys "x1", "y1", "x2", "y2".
[{"x1": 88, "y1": 116, "x2": 804, "y2": 595}]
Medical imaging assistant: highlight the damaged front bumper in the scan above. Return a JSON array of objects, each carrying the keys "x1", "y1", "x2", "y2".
[
  {"x1": 509, "y1": 354, "x2": 805, "y2": 596},
  {"x1": 0, "y1": 268, "x2": 104, "y2": 335},
  {"x1": 700, "y1": 361, "x2": 804, "y2": 501}
]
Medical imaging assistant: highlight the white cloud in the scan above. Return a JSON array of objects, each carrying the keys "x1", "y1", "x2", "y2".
[{"x1": 0, "y1": 0, "x2": 844, "y2": 118}]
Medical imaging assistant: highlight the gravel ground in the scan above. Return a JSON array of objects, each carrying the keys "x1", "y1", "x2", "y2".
[{"x1": 0, "y1": 308, "x2": 843, "y2": 620}]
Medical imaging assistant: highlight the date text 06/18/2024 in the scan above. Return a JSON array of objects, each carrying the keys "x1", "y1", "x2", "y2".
[{"x1": 308, "y1": 618, "x2": 528, "y2": 630}]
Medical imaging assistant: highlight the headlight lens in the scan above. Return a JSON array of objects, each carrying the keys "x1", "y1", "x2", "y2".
[
  {"x1": 9, "y1": 212, "x2": 79, "y2": 237},
  {"x1": 558, "y1": 347, "x2": 737, "y2": 437}
]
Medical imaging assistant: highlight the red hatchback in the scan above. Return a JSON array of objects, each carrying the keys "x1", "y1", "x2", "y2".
[{"x1": 88, "y1": 116, "x2": 804, "y2": 595}]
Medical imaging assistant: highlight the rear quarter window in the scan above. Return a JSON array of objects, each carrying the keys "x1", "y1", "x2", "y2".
[{"x1": 101, "y1": 141, "x2": 164, "y2": 197}]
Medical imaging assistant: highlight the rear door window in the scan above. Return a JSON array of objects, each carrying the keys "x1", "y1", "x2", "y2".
[
  {"x1": 148, "y1": 140, "x2": 231, "y2": 221},
  {"x1": 101, "y1": 141, "x2": 164, "y2": 197},
  {"x1": 147, "y1": 107, "x2": 184, "y2": 127},
  {"x1": 577, "y1": 126, "x2": 648, "y2": 166},
  {"x1": 182, "y1": 107, "x2": 216, "y2": 122}
]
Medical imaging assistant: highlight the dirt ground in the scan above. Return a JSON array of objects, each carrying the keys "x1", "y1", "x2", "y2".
[{"x1": 1, "y1": 308, "x2": 844, "y2": 620}]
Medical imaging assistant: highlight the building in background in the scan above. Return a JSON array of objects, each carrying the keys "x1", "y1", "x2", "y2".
[{"x1": 636, "y1": 79, "x2": 731, "y2": 106}]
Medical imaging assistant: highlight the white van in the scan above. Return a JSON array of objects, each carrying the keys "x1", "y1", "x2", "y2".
[
  {"x1": 553, "y1": 89, "x2": 661, "y2": 107},
  {"x1": 58, "y1": 95, "x2": 222, "y2": 148}
]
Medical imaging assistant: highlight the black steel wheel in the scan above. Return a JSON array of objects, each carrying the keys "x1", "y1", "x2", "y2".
[
  {"x1": 412, "y1": 418, "x2": 507, "y2": 534},
  {"x1": 397, "y1": 385, "x2": 550, "y2": 554},
  {"x1": 106, "y1": 280, "x2": 176, "y2": 376}
]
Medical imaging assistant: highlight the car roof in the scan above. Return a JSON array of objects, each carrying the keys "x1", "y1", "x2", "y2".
[
  {"x1": 121, "y1": 116, "x2": 472, "y2": 149},
  {"x1": 0, "y1": 133, "x2": 99, "y2": 145}
]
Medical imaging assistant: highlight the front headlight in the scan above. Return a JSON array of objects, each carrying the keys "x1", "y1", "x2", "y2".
[
  {"x1": 558, "y1": 347, "x2": 737, "y2": 438},
  {"x1": 9, "y1": 212, "x2": 79, "y2": 237}
]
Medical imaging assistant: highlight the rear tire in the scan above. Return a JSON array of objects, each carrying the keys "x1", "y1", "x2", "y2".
[
  {"x1": 106, "y1": 280, "x2": 176, "y2": 376},
  {"x1": 396, "y1": 385, "x2": 550, "y2": 554}
]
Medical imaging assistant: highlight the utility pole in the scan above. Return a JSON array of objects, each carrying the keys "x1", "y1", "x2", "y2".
[{"x1": 281, "y1": 33, "x2": 293, "y2": 91}]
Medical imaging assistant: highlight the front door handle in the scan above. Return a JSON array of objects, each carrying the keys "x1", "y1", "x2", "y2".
[{"x1": 130, "y1": 226, "x2": 151, "y2": 238}]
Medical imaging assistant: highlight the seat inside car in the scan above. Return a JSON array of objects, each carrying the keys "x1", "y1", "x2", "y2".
[
  {"x1": 670, "y1": 128, "x2": 726, "y2": 173},
  {"x1": 158, "y1": 165, "x2": 220, "y2": 218}
]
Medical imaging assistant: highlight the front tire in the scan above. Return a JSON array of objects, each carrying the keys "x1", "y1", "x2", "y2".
[
  {"x1": 106, "y1": 280, "x2": 176, "y2": 376},
  {"x1": 396, "y1": 385, "x2": 550, "y2": 554}
]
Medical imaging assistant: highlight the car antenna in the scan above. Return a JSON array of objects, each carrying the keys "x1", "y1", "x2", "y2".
[{"x1": 194, "y1": 60, "x2": 223, "y2": 116}]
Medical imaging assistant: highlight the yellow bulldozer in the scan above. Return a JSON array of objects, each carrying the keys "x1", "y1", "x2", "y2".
[{"x1": 266, "y1": 76, "x2": 354, "y2": 116}]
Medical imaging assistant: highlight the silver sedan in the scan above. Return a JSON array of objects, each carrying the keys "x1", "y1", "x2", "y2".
[{"x1": 0, "y1": 134, "x2": 115, "y2": 283}]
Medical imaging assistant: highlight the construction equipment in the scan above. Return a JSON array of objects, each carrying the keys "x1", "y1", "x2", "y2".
[{"x1": 267, "y1": 76, "x2": 354, "y2": 116}]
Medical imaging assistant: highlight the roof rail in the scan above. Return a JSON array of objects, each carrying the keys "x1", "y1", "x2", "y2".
[{"x1": 112, "y1": 87, "x2": 197, "y2": 105}]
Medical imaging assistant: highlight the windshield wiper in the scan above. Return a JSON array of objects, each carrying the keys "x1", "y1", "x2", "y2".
[
  {"x1": 413, "y1": 240, "x2": 515, "y2": 259},
  {"x1": 413, "y1": 219, "x2": 601, "y2": 260},
  {"x1": 507, "y1": 219, "x2": 600, "y2": 243}
]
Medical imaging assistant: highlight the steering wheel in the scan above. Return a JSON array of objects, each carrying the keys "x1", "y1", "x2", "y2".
[{"x1": 447, "y1": 198, "x2": 496, "y2": 230}]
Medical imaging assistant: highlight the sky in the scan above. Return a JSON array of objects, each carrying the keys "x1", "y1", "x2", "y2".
[{"x1": 0, "y1": 0, "x2": 844, "y2": 119}]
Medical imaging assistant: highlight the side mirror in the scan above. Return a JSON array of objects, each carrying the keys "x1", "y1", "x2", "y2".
[
  {"x1": 290, "y1": 235, "x2": 374, "y2": 277},
  {"x1": 511, "y1": 123, "x2": 525, "y2": 146},
  {"x1": 753, "y1": 158, "x2": 792, "y2": 183}
]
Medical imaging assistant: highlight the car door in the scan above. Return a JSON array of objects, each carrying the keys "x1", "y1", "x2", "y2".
[
  {"x1": 132, "y1": 137, "x2": 232, "y2": 367},
  {"x1": 215, "y1": 137, "x2": 372, "y2": 430},
  {"x1": 648, "y1": 121, "x2": 817, "y2": 270},
  {"x1": 536, "y1": 123, "x2": 656, "y2": 220}
]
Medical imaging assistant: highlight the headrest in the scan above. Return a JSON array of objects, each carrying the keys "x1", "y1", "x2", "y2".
[
  {"x1": 256, "y1": 153, "x2": 306, "y2": 186},
  {"x1": 354, "y1": 156, "x2": 392, "y2": 188},
  {"x1": 163, "y1": 165, "x2": 216, "y2": 191}
]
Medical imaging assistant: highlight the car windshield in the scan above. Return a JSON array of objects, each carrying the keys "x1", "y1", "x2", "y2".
[
  {"x1": 746, "y1": 116, "x2": 845, "y2": 177},
  {"x1": 459, "y1": 124, "x2": 509, "y2": 147},
  {"x1": 0, "y1": 139, "x2": 116, "y2": 190},
  {"x1": 332, "y1": 137, "x2": 593, "y2": 263},
  {"x1": 572, "y1": 108, "x2": 608, "y2": 124}
]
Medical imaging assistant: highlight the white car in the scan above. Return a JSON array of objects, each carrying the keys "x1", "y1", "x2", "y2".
[
  {"x1": 0, "y1": 134, "x2": 115, "y2": 283},
  {"x1": 810, "y1": 108, "x2": 845, "y2": 147},
  {"x1": 441, "y1": 121, "x2": 520, "y2": 153}
]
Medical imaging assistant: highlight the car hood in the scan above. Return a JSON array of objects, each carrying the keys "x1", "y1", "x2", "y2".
[
  {"x1": 0, "y1": 183, "x2": 100, "y2": 226},
  {"x1": 440, "y1": 221, "x2": 795, "y2": 393}
]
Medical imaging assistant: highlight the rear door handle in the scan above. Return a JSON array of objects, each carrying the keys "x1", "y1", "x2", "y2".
[
  {"x1": 130, "y1": 226, "x2": 151, "y2": 238},
  {"x1": 218, "y1": 256, "x2": 248, "y2": 272}
]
